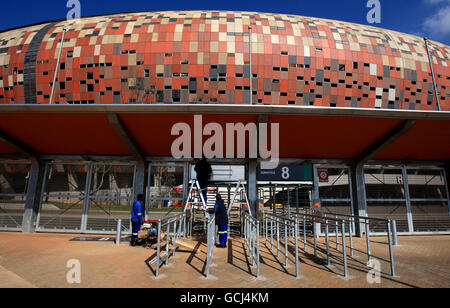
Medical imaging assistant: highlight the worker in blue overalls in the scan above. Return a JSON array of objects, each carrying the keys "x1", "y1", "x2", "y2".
[
  {"x1": 130, "y1": 194, "x2": 145, "y2": 247},
  {"x1": 208, "y1": 194, "x2": 229, "y2": 248}
]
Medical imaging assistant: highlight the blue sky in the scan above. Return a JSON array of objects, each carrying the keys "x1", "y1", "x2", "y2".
[{"x1": 1, "y1": 0, "x2": 450, "y2": 45}]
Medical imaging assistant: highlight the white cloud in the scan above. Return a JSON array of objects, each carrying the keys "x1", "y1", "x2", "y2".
[
  {"x1": 424, "y1": 0, "x2": 450, "y2": 4},
  {"x1": 423, "y1": 5, "x2": 450, "y2": 40}
]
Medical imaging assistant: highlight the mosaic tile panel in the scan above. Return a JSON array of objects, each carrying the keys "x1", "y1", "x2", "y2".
[{"x1": 0, "y1": 11, "x2": 448, "y2": 110}]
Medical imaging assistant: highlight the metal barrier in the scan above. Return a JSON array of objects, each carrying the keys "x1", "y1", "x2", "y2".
[
  {"x1": 293, "y1": 213, "x2": 350, "y2": 278},
  {"x1": 205, "y1": 214, "x2": 216, "y2": 278},
  {"x1": 154, "y1": 212, "x2": 187, "y2": 277},
  {"x1": 263, "y1": 212, "x2": 300, "y2": 278},
  {"x1": 243, "y1": 212, "x2": 261, "y2": 277},
  {"x1": 322, "y1": 212, "x2": 397, "y2": 276},
  {"x1": 289, "y1": 212, "x2": 396, "y2": 278}
]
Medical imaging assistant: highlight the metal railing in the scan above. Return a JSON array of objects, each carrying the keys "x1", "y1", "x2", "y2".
[
  {"x1": 289, "y1": 212, "x2": 396, "y2": 278},
  {"x1": 292, "y1": 213, "x2": 350, "y2": 278},
  {"x1": 263, "y1": 212, "x2": 300, "y2": 278},
  {"x1": 205, "y1": 214, "x2": 216, "y2": 278},
  {"x1": 154, "y1": 212, "x2": 187, "y2": 277},
  {"x1": 243, "y1": 212, "x2": 261, "y2": 277},
  {"x1": 321, "y1": 212, "x2": 397, "y2": 276}
]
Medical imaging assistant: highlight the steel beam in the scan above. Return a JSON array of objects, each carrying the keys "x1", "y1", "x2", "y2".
[
  {"x1": 424, "y1": 38, "x2": 441, "y2": 111},
  {"x1": 107, "y1": 113, "x2": 145, "y2": 200},
  {"x1": 354, "y1": 120, "x2": 416, "y2": 164},
  {"x1": 107, "y1": 113, "x2": 144, "y2": 162},
  {"x1": 1, "y1": 104, "x2": 449, "y2": 120},
  {"x1": 0, "y1": 128, "x2": 40, "y2": 159}
]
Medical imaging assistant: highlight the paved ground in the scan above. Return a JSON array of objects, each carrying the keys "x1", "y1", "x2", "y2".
[{"x1": 0, "y1": 231, "x2": 449, "y2": 288}]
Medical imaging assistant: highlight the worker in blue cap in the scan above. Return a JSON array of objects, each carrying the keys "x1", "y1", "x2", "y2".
[
  {"x1": 130, "y1": 193, "x2": 144, "y2": 246},
  {"x1": 209, "y1": 194, "x2": 229, "y2": 248}
]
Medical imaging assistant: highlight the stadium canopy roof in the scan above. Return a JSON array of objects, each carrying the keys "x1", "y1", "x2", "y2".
[{"x1": 0, "y1": 105, "x2": 449, "y2": 163}]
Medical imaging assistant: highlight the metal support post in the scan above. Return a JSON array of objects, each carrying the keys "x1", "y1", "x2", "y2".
[
  {"x1": 116, "y1": 219, "x2": 122, "y2": 245},
  {"x1": 387, "y1": 220, "x2": 395, "y2": 277},
  {"x1": 303, "y1": 215, "x2": 306, "y2": 251},
  {"x1": 335, "y1": 216, "x2": 339, "y2": 250},
  {"x1": 313, "y1": 216, "x2": 317, "y2": 257},
  {"x1": 392, "y1": 220, "x2": 398, "y2": 246},
  {"x1": 156, "y1": 220, "x2": 162, "y2": 276},
  {"x1": 166, "y1": 221, "x2": 170, "y2": 266},
  {"x1": 256, "y1": 222, "x2": 260, "y2": 277},
  {"x1": 277, "y1": 217, "x2": 280, "y2": 258},
  {"x1": 173, "y1": 220, "x2": 177, "y2": 257},
  {"x1": 325, "y1": 219, "x2": 330, "y2": 267},
  {"x1": 365, "y1": 220, "x2": 372, "y2": 265},
  {"x1": 295, "y1": 217, "x2": 299, "y2": 278},
  {"x1": 342, "y1": 220, "x2": 348, "y2": 278},
  {"x1": 271, "y1": 215, "x2": 274, "y2": 251},
  {"x1": 349, "y1": 217, "x2": 353, "y2": 257},
  {"x1": 284, "y1": 220, "x2": 288, "y2": 267}
]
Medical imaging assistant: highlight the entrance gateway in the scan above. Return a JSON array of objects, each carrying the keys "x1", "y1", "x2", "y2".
[{"x1": 1, "y1": 159, "x2": 448, "y2": 235}]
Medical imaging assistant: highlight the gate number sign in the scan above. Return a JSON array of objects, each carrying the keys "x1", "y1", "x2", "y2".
[{"x1": 318, "y1": 168, "x2": 329, "y2": 183}]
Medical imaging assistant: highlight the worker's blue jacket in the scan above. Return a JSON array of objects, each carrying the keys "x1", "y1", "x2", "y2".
[
  {"x1": 131, "y1": 200, "x2": 144, "y2": 224},
  {"x1": 210, "y1": 198, "x2": 228, "y2": 226}
]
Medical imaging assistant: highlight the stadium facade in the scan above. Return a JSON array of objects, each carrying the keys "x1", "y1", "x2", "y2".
[{"x1": 0, "y1": 11, "x2": 449, "y2": 236}]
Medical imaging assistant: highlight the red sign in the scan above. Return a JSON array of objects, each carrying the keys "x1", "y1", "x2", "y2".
[{"x1": 318, "y1": 168, "x2": 329, "y2": 183}]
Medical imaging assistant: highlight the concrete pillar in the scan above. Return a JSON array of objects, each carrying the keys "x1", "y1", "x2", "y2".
[
  {"x1": 350, "y1": 163, "x2": 368, "y2": 237},
  {"x1": 135, "y1": 160, "x2": 146, "y2": 200},
  {"x1": 22, "y1": 160, "x2": 45, "y2": 233},
  {"x1": 247, "y1": 159, "x2": 258, "y2": 218}
]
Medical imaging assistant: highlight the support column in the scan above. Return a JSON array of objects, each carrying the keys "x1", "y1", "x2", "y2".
[
  {"x1": 445, "y1": 162, "x2": 450, "y2": 216},
  {"x1": 350, "y1": 163, "x2": 368, "y2": 237},
  {"x1": 248, "y1": 159, "x2": 258, "y2": 218},
  {"x1": 135, "y1": 160, "x2": 146, "y2": 200},
  {"x1": 350, "y1": 119, "x2": 415, "y2": 237},
  {"x1": 445, "y1": 163, "x2": 450, "y2": 199},
  {"x1": 22, "y1": 160, "x2": 45, "y2": 233}
]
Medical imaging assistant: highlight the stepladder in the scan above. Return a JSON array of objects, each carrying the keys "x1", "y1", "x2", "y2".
[
  {"x1": 184, "y1": 179, "x2": 214, "y2": 235},
  {"x1": 227, "y1": 180, "x2": 253, "y2": 236}
]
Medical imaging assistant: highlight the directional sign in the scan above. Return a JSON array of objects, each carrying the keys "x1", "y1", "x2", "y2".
[{"x1": 257, "y1": 165, "x2": 313, "y2": 182}]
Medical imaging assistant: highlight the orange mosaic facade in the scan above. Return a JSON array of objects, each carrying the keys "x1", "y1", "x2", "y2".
[{"x1": 0, "y1": 10, "x2": 448, "y2": 110}]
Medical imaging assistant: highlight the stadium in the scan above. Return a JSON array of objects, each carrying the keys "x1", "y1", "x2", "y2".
[{"x1": 0, "y1": 10, "x2": 449, "y2": 237}]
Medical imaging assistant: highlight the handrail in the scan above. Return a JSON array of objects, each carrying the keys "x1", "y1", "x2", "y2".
[
  {"x1": 290, "y1": 212, "x2": 396, "y2": 277},
  {"x1": 154, "y1": 212, "x2": 187, "y2": 277},
  {"x1": 262, "y1": 212, "x2": 300, "y2": 278},
  {"x1": 205, "y1": 214, "x2": 216, "y2": 278},
  {"x1": 244, "y1": 212, "x2": 261, "y2": 277}
]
